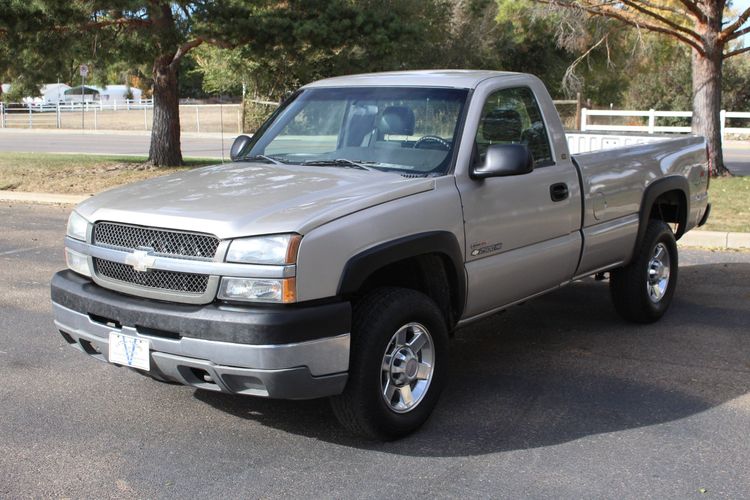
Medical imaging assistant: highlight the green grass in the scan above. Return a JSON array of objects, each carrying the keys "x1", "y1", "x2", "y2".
[
  {"x1": 700, "y1": 176, "x2": 750, "y2": 233},
  {"x1": 0, "y1": 152, "x2": 216, "y2": 194}
]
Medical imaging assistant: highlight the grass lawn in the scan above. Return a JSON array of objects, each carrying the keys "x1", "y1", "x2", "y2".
[
  {"x1": 701, "y1": 176, "x2": 750, "y2": 233},
  {"x1": 0, "y1": 152, "x2": 216, "y2": 195}
]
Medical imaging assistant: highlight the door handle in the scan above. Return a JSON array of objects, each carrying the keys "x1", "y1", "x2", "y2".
[{"x1": 550, "y1": 183, "x2": 569, "y2": 202}]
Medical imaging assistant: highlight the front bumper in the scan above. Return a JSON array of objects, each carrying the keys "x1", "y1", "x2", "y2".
[{"x1": 51, "y1": 270, "x2": 351, "y2": 399}]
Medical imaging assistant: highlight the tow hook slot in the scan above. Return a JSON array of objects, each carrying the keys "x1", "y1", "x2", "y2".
[{"x1": 88, "y1": 313, "x2": 121, "y2": 329}]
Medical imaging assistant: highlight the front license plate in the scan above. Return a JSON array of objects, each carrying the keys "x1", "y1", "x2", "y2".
[{"x1": 108, "y1": 332, "x2": 150, "y2": 371}]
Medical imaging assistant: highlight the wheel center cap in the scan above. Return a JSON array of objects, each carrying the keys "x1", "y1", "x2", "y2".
[{"x1": 405, "y1": 358, "x2": 419, "y2": 379}]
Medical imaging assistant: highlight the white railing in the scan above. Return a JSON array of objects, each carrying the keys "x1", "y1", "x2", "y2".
[
  {"x1": 581, "y1": 108, "x2": 750, "y2": 139},
  {"x1": 0, "y1": 100, "x2": 245, "y2": 133}
]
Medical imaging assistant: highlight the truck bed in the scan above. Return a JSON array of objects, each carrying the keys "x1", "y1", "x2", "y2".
[{"x1": 568, "y1": 133, "x2": 709, "y2": 278}]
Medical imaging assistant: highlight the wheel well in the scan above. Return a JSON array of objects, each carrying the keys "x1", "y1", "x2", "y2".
[
  {"x1": 649, "y1": 189, "x2": 688, "y2": 239},
  {"x1": 352, "y1": 253, "x2": 460, "y2": 330}
]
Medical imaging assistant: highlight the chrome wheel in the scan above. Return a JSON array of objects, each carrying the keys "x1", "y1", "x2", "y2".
[
  {"x1": 381, "y1": 322, "x2": 435, "y2": 414},
  {"x1": 647, "y1": 242, "x2": 671, "y2": 303}
]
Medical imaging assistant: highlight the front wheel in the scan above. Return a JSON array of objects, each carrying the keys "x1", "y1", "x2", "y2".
[
  {"x1": 610, "y1": 219, "x2": 678, "y2": 323},
  {"x1": 330, "y1": 287, "x2": 448, "y2": 440}
]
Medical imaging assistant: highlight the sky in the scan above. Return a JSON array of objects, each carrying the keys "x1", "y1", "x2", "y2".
[{"x1": 731, "y1": 0, "x2": 750, "y2": 47}]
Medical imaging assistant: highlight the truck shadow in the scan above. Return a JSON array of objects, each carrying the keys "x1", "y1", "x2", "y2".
[{"x1": 195, "y1": 262, "x2": 750, "y2": 457}]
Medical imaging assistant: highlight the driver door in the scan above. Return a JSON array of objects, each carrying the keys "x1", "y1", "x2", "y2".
[{"x1": 457, "y1": 85, "x2": 582, "y2": 319}]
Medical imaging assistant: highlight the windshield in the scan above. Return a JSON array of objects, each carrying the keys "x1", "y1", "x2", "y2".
[{"x1": 240, "y1": 87, "x2": 469, "y2": 175}]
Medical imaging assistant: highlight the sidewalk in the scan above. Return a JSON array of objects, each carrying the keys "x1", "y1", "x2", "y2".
[{"x1": 1, "y1": 190, "x2": 748, "y2": 250}]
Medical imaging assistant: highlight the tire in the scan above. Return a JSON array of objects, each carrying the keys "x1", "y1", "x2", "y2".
[
  {"x1": 610, "y1": 219, "x2": 678, "y2": 323},
  {"x1": 330, "y1": 287, "x2": 449, "y2": 440}
]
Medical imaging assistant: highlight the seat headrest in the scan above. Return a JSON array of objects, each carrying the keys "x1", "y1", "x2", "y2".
[
  {"x1": 379, "y1": 106, "x2": 415, "y2": 136},
  {"x1": 482, "y1": 108, "x2": 522, "y2": 143}
]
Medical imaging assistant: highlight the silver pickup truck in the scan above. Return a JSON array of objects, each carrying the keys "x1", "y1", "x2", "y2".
[{"x1": 51, "y1": 70, "x2": 710, "y2": 440}]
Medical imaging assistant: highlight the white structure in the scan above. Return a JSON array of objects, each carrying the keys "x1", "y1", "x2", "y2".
[
  {"x1": 63, "y1": 85, "x2": 100, "y2": 103},
  {"x1": 2, "y1": 83, "x2": 142, "y2": 105},
  {"x1": 3, "y1": 83, "x2": 72, "y2": 105},
  {"x1": 98, "y1": 85, "x2": 142, "y2": 104},
  {"x1": 36, "y1": 83, "x2": 71, "y2": 104}
]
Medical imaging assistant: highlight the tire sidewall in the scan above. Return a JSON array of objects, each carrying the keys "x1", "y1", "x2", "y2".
[
  {"x1": 639, "y1": 222, "x2": 678, "y2": 318},
  {"x1": 353, "y1": 289, "x2": 448, "y2": 439}
]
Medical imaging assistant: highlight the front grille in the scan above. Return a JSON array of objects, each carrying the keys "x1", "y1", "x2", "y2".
[
  {"x1": 94, "y1": 258, "x2": 209, "y2": 294},
  {"x1": 93, "y1": 222, "x2": 219, "y2": 260}
]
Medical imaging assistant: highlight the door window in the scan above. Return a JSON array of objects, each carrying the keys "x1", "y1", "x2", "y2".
[{"x1": 476, "y1": 87, "x2": 554, "y2": 167}]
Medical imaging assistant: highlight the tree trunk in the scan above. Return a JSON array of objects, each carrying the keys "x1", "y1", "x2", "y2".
[
  {"x1": 691, "y1": 6, "x2": 728, "y2": 177},
  {"x1": 149, "y1": 54, "x2": 183, "y2": 166}
]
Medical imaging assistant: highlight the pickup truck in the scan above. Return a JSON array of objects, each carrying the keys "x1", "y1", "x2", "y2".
[{"x1": 51, "y1": 70, "x2": 710, "y2": 440}]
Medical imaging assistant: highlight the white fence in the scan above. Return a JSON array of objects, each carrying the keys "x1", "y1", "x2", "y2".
[
  {"x1": 581, "y1": 108, "x2": 750, "y2": 139},
  {"x1": 0, "y1": 100, "x2": 244, "y2": 134}
]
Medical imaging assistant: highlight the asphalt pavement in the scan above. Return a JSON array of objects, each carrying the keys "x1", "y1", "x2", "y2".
[
  {"x1": 0, "y1": 130, "x2": 748, "y2": 175},
  {"x1": 0, "y1": 129, "x2": 231, "y2": 159},
  {"x1": 1, "y1": 203, "x2": 749, "y2": 498}
]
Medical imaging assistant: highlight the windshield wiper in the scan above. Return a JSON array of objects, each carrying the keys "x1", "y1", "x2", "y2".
[
  {"x1": 240, "y1": 154, "x2": 285, "y2": 165},
  {"x1": 301, "y1": 159, "x2": 376, "y2": 171}
]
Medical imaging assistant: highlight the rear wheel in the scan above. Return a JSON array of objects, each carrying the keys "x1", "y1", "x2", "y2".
[
  {"x1": 330, "y1": 287, "x2": 448, "y2": 440},
  {"x1": 610, "y1": 219, "x2": 678, "y2": 323}
]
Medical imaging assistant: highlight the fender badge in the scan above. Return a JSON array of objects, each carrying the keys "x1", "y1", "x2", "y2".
[{"x1": 471, "y1": 243, "x2": 503, "y2": 257}]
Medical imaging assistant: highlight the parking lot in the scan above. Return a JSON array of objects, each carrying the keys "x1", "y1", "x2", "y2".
[{"x1": 1, "y1": 203, "x2": 749, "y2": 498}]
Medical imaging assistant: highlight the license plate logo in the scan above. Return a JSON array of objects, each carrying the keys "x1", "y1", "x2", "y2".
[{"x1": 108, "y1": 332, "x2": 150, "y2": 371}]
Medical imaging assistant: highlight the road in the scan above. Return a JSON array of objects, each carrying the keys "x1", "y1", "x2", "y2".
[
  {"x1": 1, "y1": 203, "x2": 749, "y2": 498},
  {"x1": 0, "y1": 130, "x2": 231, "y2": 159},
  {"x1": 0, "y1": 130, "x2": 748, "y2": 175}
]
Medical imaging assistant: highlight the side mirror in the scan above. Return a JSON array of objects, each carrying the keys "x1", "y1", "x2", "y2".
[
  {"x1": 471, "y1": 144, "x2": 534, "y2": 179},
  {"x1": 230, "y1": 135, "x2": 253, "y2": 161}
]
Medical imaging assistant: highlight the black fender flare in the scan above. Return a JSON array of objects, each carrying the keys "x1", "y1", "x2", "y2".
[
  {"x1": 635, "y1": 176, "x2": 690, "y2": 250},
  {"x1": 338, "y1": 231, "x2": 467, "y2": 319}
]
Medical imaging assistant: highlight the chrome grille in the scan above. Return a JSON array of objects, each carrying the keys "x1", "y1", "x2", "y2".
[
  {"x1": 94, "y1": 258, "x2": 209, "y2": 294},
  {"x1": 93, "y1": 222, "x2": 219, "y2": 261}
]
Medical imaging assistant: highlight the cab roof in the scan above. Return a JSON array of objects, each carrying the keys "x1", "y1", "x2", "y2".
[{"x1": 303, "y1": 70, "x2": 522, "y2": 90}]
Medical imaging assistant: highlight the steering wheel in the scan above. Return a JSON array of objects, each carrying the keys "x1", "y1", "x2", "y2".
[{"x1": 413, "y1": 135, "x2": 451, "y2": 150}]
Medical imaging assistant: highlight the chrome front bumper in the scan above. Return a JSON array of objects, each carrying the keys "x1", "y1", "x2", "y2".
[{"x1": 51, "y1": 271, "x2": 350, "y2": 400}]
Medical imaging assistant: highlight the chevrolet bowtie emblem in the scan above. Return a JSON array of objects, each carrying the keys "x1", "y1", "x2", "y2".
[{"x1": 124, "y1": 249, "x2": 157, "y2": 273}]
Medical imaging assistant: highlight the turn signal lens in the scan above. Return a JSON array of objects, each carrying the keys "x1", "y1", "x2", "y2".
[
  {"x1": 218, "y1": 277, "x2": 296, "y2": 303},
  {"x1": 65, "y1": 248, "x2": 91, "y2": 277}
]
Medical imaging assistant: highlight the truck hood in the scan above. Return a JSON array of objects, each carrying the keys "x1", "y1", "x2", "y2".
[{"x1": 75, "y1": 162, "x2": 436, "y2": 239}]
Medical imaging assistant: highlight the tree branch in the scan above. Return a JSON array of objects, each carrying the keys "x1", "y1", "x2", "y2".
[
  {"x1": 84, "y1": 17, "x2": 152, "y2": 31},
  {"x1": 618, "y1": 0, "x2": 702, "y2": 41},
  {"x1": 676, "y1": 0, "x2": 703, "y2": 20},
  {"x1": 169, "y1": 36, "x2": 236, "y2": 69},
  {"x1": 724, "y1": 44, "x2": 750, "y2": 58},
  {"x1": 535, "y1": 0, "x2": 705, "y2": 54},
  {"x1": 170, "y1": 38, "x2": 205, "y2": 68},
  {"x1": 720, "y1": 7, "x2": 750, "y2": 41},
  {"x1": 726, "y1": 24, "x2": 750, "y2": 42}
]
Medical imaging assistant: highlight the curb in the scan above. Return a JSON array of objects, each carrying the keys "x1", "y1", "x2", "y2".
[
  {"x1": 0, "y1": 191, "x2": 91, "y2": 205},
  {"x1": 2, "y1": 190, "x2": 748, "y2": 250},
  {"x1": 679, "y1": 230, "x2": 750, "y2": 250}
]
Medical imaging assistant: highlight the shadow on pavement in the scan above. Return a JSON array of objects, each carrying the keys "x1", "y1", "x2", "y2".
[{"x1": 195, "y1": 263, "x2": 750, "y2": 457}]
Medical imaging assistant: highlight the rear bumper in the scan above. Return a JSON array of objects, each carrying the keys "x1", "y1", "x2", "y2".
[{"x1": 51, "y1": 270, "x2": 350, "y2": 399}]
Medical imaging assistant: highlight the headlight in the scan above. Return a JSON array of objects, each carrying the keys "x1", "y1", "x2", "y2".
[
  {"x1": 66, "y1": 211, "x2": 90, "y2": 241},
  {"x1": 226, "y1": 234, "x2": 301, "y2": 265},
  {"x1": 65, "y1": 248, "x2": 91, "y2": 277},
  {"x1": 218, "y1": 277, "x2": 296, "y2": 303}
]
